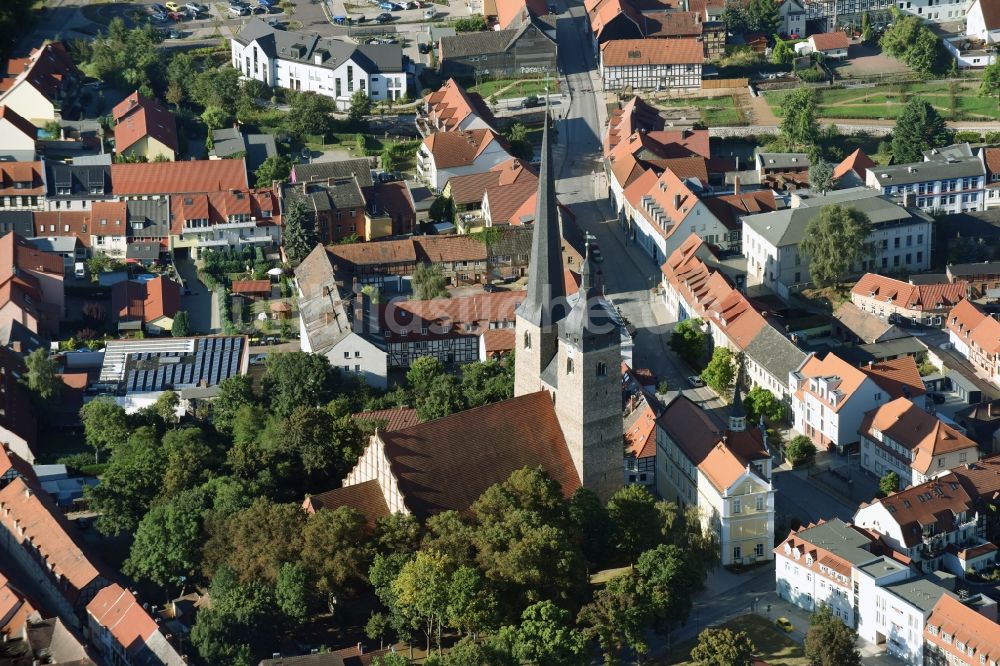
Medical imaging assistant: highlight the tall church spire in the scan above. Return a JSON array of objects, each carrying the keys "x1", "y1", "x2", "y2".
[
  {"x1": 730, "y1": 355, "x2": 747, "y2": 433},
  {"x1": 517, "y1": 111, "x2": 565, "y2": 327}
]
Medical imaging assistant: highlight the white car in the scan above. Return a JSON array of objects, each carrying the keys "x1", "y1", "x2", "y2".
[
  {"x1": 228, "y1": 4, "x2": 248, "y2": 15},
  {"x1": 184, "y1": 1, "x2": 204, "y2": 12},
  {"x1": 686, "y1": 375, "x2": 705, "y2": 388}
]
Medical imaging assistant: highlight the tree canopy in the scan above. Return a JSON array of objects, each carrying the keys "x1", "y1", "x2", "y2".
[
  {"x1": 780, "y1": 88, "x2": 819, "y2": 148},
  {"x1": 669, "y1": 318, "x2": 708, "y2": 368},
  {"x1": 805, "y1": 605, "x2": 862, "y2": 666},
  {"x1": 412, "y1": 264, "x2": 451, "y2": 300},
  {"x1": 891, "y1": 97, "x2": 950, "y2": 164},
  {"x1": 23, "y1": 348, "x2": 61, "y2": 401},
  {"x1": 700, "y1": 347, "x2": 737, "y2": 396},
  {"x1": 798, "y1": 205, "x2": 873, "y2": 287},
  {"x1": 282, "y1": 199, "x2": 319, "y2": 265},
  {"x1": 691, "y1": 628, "x2": 756, "y2": 666}
]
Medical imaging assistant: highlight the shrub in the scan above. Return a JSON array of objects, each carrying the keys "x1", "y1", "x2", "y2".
[
  {"x1": 954, "y1": 130, "x2": 983, "y2": 143},
  {"x1": 985, "y1": 131, "x2": 1000, "y2": 144},
  {"x1": 786, "y1": 435, "x2": 817, "y2": 467}
]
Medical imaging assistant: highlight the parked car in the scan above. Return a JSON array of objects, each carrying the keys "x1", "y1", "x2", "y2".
[
  {"x1": 523, "y1": 95, "x2": 541, "y2": 108},
  {"x1": 165, "y1": 1, "x2": 181, "y2": 10},
  {"x1": 258, "y1": 0, "x2": 275, "y2": 6},
  {"x1": 168, "y1": 28, "x2": 181, "y2": 38},
  {"x1": 167, "y1": 11, "x2": 184, "y2": 20},
  {"x1": 929, "y1": 392, "x2": 946, "y2": 404},
  {"x1": 267, "y1": 17, "x2": 282, "y2": 27},
  {"x1": 482, "y1": 282, "x2": 497, "y2": 293},
  {"x1": 417, "y1": 42, "x2": 430, "y2": 53},
  {"x1": 250, "y1": 353, "x2": 269, "y2": 365},
  {"x1": 405, "y1": 1, "x2": 417, "y2": 8},
  {"x1": 151, "y1": 3, "x2": 167, "y2": 13},
  {"x1": 184, "y1": 2, "x2": 203, "y2": 13},
  {"x1": 686, "y1": 375, "x2": 704, "y2": 388},
  {"x1": 423, "y1": 8, "x2": 435, "y2": 18},
  {"x1": 379, "y1": 1, "x2": 395, "y2": 8},
  {"x1": 228, "y1": 4, "x2": 249, "y2": 15},
  {"x1": 375, "y1": 12, "x2": 393, "y2": 21},
  {"x1": 776, "y1": 618, "x2": 794, "y2": 633},
  {"x1": 150, "y1": 11, "x2": 168, "y2": 21}
]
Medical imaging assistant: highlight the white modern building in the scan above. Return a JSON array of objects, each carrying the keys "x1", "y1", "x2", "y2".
[
  {"x1": 416, "y1": 129, "x2": 512, "y2": 191},
  {"x1": 231, "y1": 19, "x2": 408, "y2": 109},
  {"x1": 866, "y1": 144, "x2": 987, "y2": 215},
  {"x1": 742, "y1": 187, "x2": 934, "y2": 297}
]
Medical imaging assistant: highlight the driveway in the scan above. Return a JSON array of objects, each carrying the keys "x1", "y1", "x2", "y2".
[{"x1": 174, "y1": 254, "x2": 220, "y2": 334}]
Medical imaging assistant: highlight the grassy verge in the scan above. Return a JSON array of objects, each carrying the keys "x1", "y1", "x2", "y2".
[
  {"x1": 661, "y1": 614, "x2": 808, "y2": 666},
  {"x1": 470, "y1": 78, "x2": 559, "y2": 100},
  {"x1": 766, "y1": 80, "x2": 1000, "y2": 121},
  {"x1": 652, "y1": 95, "x2": 743, "y2": 126}
]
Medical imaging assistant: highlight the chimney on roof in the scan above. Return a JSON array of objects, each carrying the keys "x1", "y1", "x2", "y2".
[{"x1": 734, "y1": 175, "x2": 741, "y2": 197}]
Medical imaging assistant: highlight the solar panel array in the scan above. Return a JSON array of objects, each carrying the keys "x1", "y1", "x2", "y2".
[{"x1": 118, "y1": 336, "x2": 245, "y2": 394}]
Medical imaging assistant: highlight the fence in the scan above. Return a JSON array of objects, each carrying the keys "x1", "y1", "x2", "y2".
[{"x1": 701, "y1": 78, "x2": 749, "y2": 90}]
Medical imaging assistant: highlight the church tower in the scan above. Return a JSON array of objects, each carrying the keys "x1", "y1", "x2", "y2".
[
  {"x1": 514, "y1": 113, "x2": 566, "y2": 398},
  {"x1": 730, "y1": 356, "x2": 747, "y2": 433}
]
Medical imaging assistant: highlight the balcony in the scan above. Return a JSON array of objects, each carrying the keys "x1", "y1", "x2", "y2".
[{"x1": 213, "y1": 219, "x2": 257, "y2": 231}]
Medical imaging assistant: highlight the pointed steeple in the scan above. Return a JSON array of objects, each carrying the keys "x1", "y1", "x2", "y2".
[
  {"x1": 730, "y1": 355, "x2": 747, "y2": 433},
  {"x1": 517, "y1": 110, "x2": 565, "y2": 327}
]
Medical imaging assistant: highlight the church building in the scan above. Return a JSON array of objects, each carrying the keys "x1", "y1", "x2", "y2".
[{"x1": 328, "y1": 115, "x2": 627, "y2": 523}]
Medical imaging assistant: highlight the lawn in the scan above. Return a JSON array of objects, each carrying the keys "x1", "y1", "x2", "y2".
[
  {"x1": 765, "y1": 80, "x2": 1000, "y2": 121},
  {"x1": 653, "y1": 95, "x2": 743, "y2": 126},
  {"x1": 661, "y1": 614, "x2": 808, "y2": 666},
  {"x1": 470, "y1": 78, "x2": 559, "y2": 100}
]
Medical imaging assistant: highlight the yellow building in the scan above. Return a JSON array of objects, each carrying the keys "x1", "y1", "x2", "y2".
[{"x1": 112, "y1": 91, "x2": 178, "y2": 162}]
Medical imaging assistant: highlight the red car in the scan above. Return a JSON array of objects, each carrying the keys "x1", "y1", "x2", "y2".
[{"x1": 167, "y1": 10, "x2": 184, "y2": 20}]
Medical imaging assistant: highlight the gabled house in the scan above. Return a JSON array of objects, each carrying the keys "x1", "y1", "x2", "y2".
[
  {"x1": 110, "y1": 159, "x2": 249, "y2": 197},
  {"x1": 833, "y1": 147, "x2": 876, "y2": 188},
  {"x1": 419, "y1": 78, "x2": 498, "y2": 135},
  {"x1": 0, "y1": 162, "x2": 46, "y2": 211},
  {"x1": 0, "y1": 231, "x2": 64, "y2": 337},
  {"x1": 966, "y1": 0, "x2": 1000, "y2": 45},
  {"x1": 416, "y1": 128, "x2": 512, "y2": 191},
  {"x1": 859, "y1": 397, "x2": 979, "y2": 488},
  {"x1": 0, "y1": 42, "x2": 82, "y2": 124},
  {"x1": 444, "y1": 157, "x2": 536, "y2": 230},
  {"x1": 923, "y1": 593, "x2": 1000, "y2": 666},
  {"x1": 295, "y1": 244, "x2": 387, "y2": 389},
  {"x1": 945, "y1": 299, "x2": 1000, "y2": 386},
  {"x1": 45, "y1": 156, "x2": 112, "y2": 212},
  {"x1": 656, "y1": 391, "x2": 775, "y2": 566},
  {"x1": 599, "y1": 38, "x2": 704, "y2": 91},
  {"x1": 0, "y1": 105, "x2": 36, "y2": 159},
  {"x1": 209, "y1": 127, "x2": 277, "y2": 178},
  {"x1": 790, "y1": 352, "x2": 926, "y2": 451},
  {"x1": 112, "y1": 91, "x2": 178, "y2": 162},
  {"x1": 850, "y1": 273, "x2": 968, "y2": 328},
  {"x1": 438, "y1": 19, "x2": 557, "y2": 80},
  {"x1": 231, "y1": 19, "x2": 407, "y2": 107},
  {"x1": 603, "y1": 95, "x2": 665, "y2": 154},
  {"x1": 110, "y1": 275, "x2": 182, "y2": 333},
  {"x1": 776, "y1": 0, "x2": 806, "y2": 37},
  {"x1": 832, "y1": 301, "x2": 911, "y2": 345},
  {"x1": 980, "y1": 146, "x2": 1000, "y2": 209},
  {"x1": 89, "y1": 201, "x2": 128, "y2": 257},
  {"x1": 584, "y1": 0, "x2": 643, "y2": 48},
  {"x1": 87, "y1": 584, "x2": 185, "y2": 665},
  {"x1": 946, "y1": 260, "x2": 1000, "y2": 298},
  {"x1": 170, "y1": 188, "x2": 281, "y2": 258},
  {"x1": 806, "y1": 31, "x2": 850, "y2": 59}
]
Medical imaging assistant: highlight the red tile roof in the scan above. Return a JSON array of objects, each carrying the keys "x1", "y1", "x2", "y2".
[
  {"x1": 625, "y1": 402, "x2": 657, "y2": 459},
  {"x1": 422, "y1": 129, "x2": 507, "y2": 169},
  {"x1": 413, "y1": 234, "x2": 488, "y2": 263},
  {"x1": 301, "y1": 480, "x2": 391, "y2": 527},
  {"x1": 380, "y1": 290, "x2": 522, "y2": 342},
  {"x1": 481, "y1": 327, "x2": 515, "y2": 355},
  {"x1": 586, "y1": 0, "x2": 643, "y2": 38},
  {"x1": 0, "y1": 42, "x2": 81, "y2": 106},
  {"x1": 376, "y1": 390, "x2": 581, "y2": 519},
  {"x1": 0, "y1": 570, "x2": 37, "y2": 637},
  {"x1": 230, "y1": 280, "x2": 271, "y2": 295},
  {"x1": 0, "y1": 161, "x2": 44, "y2": 196},
  {"x1": 111, "y1": 160, "x2": 248, "y2": 195},
  {"x1": 86, "y1": 584, "x2": 159, "y2": 656},
  {"x1": 112, "y1": 91, "x2": 178, "y2": 154},
  {"x1": 424, "y1": 79, "x2": 498, "y2": 132},
  {"x1": 0, "y1": 476, "x2": 102, "y2": 596},
  {"x1": 601, "y1": 38, "x2": 704, "y2": 66},
  {"x1": 984, "y1": 147, "x2": 1000, "y2": 181},
  {"x1": 852, "y1": 273, "x2": 968, "y2": 312},
  {"x1": 32, "y1": 211, "x2": 93, "y2": 246},
  {"x1": 703, "y1": 190, "x2": 777, "y2": 230},
  {"x1": 352, "y1": 407, "x2": 421, "y2": 432},
  {"x1": 833, "y1": 148, "x2": 876, "y2": 181},
  {"x1": 876, "y1": 473, "x2": 975, "y2": 547},
  {"x1": 860, "y1": 397, "x2": 977, "y2": 475},
  {"x1": 859, "y1": 356, "x2": 926, "y2": 400},
  {"x1": 110, "y1": 276, "x2": 181, "y2": 325},
  {"x1": 809, "y1": 31, "x2": 849, "y2": 51},
  {"x1": 496, "y1": 0, "x2": 548, "y2": 29},
  {"x1": 604, "y1": 96, "x2": 665, "y2": 154},
  {"x1": 925, "y1": 594, "x2": 1000, "y2": 664}
]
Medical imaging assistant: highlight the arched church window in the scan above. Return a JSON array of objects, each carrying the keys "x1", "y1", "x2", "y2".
[
  {"x1": 596, "y1": 362, "x2": 607, "y2": 377},
  {"x1": 566, "y1": 357, "x2": 574, "y2": 374},
  {"x1": 524, "y1": 331, "x2": 531, "y2": 349}
]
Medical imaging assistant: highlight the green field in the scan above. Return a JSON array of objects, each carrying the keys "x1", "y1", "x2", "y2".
[
  {"x1": 765, "y1": 80, "x2": 1000, "y2": 121},
  {"x1": 470, "y1": 78, "x2": 559, "y2": 100},
  {"x1": 661, "y1": 614, "x2": 808, "y2": 666},
  {"x1": 654, "y1": 95, "x2": 743, "y2": 126}
]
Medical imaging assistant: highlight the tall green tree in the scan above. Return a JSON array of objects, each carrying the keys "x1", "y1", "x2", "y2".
[
  {"x1": 190, "y1": 566, "x2": 276, "y2": 666},
  {"x1": 253, "y1": 155, "x2": 294, "y2": 186},
  {"x1": 261, "y1": 352, "x2": 339, "y2": 418},
  {"x1": 700, "y1": 347, "x2": 737, "y2": 396},
  {"x1": 981, "y1": 62, "x2": 1000, "y2": 102},
  {"x1": 284, "y1": 92, "x2": 335, "y2": 139},
  {"x1": 669, "y1": 318, "x2": 708, "y2": 368},
  {"x1": 23, "y1": 347, "x2": 61, "y2": 401},
  {"x1": 460, "y1": 359, "x2": 514, "y2": 408},
  {"x1": 392, "y1": 550, "x2": 452, "y2": 654},
  {"x1": 892, "y1": 97, "x2": 950, "y2": 163},
  {"x1": 578, "y1": 572, "x2": 653, "y2": 664},
  {"x1": 786, "y1": 434, "x2": 817, "y2": 466},
  {"x1": 606, "y1": 484, "x2": 663, "y2": 563},
  {"x1": 780, "y1": 88, "x2": 819, "y2": 148},
  {"x1": 809, "y1": 159, "x2": 835, "y2": 194},
  {"x1": 499, "y1": 601, "x2": 586, "y2": 666},
  {"x1": 417, "y1": 374, "x2": 465, "y2": 421},
  {"x1": 744, "y1": 386, "x2": 784, "y2": 424},
  {"x1": 282, "y1": 198, "x2": 319, "y2": 264},
  {"x1": 275, "y1": 562, "x2": 311, "y2": 627},
  {"x1": 746, "y1": 0, "x2": 780, "y2": 34},
  {"x1": 880, "y1": 470, "x2": 900, "y2": 496},
  {"x1": 86, "y1": 426, "x2": 167, "y2": 535},
  {"x1": 124, "y1": 485, "x2": 212, "y2": 588},
  {"x1": 211, "y1": 375, "x2": 256, "y2": 434},
  {"x1": 690, "y1": 628, "x2": 756, "y2": 666},
  {"x1": 301, "y1": 506, "x2": 372, "y2": 603},
  {"x1": 80, "y1": 397, "x2": 130, "y2": 461},
  {"x1": 799, "y1": 205, "x2": 873, "y2": 287},
  {"x1": 171, "y1": 310, "x2": 191, "y2": 336},
  {"x1": 636, "y1": 544, "x2": 699, "y2": 629},
  {"x1": 349, "y1": 90, "x2": 373, "y2": 124},
  {"x1": 805, "y1": 604, "x2": 862, "y2": 666},
  {"x1": 412, "y1": 263, "x2": 451, "y2": 300},
  {"x1": 203, "y1": 498, "x2": 306, "y2": 582},
  {"x1": 407, "y1": 356, "x2": 447, "y2": 399}
]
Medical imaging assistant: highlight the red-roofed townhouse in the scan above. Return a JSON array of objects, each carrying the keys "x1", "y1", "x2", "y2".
[
  {"x1": 443, "y1": 157, "x2": 536, "y2": 232},
  {"x1": 600, "y1": 38, "x2": 704, "y2": 90},
  {"x1": 656, "y1": 393, "x2": 775, "y2": 565},
  {"x1": 623, "y1": 392, "x2": 656, "y2": 490},
  {"x1": 0, "y1": 232, "x2": 65, "y2": 337},
  {"x1": 416, "y1": 128, "x2": 512, "y2": 191},
  {"x1": 419, "y1": 78, "x2": 497, "y2": 135},
  {"x1": 0, "y1": 43, "x2": 82, "y2": 125},
  {"x1": 623, "y1": 166, "x2": 728, "y2": 264},
  {"x1": 111, "y1": 275, "x2": 182, "y2": 333},
  {"x1": 980, "y1": 146, "x2": 1000, "y2": 209},
  {"x1": 833, "y1": 147, "x2": 876, "y2": 187},
  {"x1": 110, "y1": 159, "x2": 248, "y2": 198},
  {"x1": 0, "y1": 475, "x2": 107, "y2": 628},
  {"x1": 859, "y1": 397, "x2": 979, "y2": 488},
  {"x1": 0, "y1": 106, "x2": 37, "y2": 157},
  {"x1": 851, "y1": 273, "x2": 969, "y2": 328},
  {"x1": 0, "y1": 162, "x2": 46, "y2": 210},
  {"x1": 87, "y1": 584, "x2": 185, "y2": 665},
  {"x1": 790, "y1": 352, "x2": 926, "y2": 452},
  {"x1": 90, "y1": 201, "x2": 129, "y2": 258},
  {"x1": 924, "y1": 594, "x2": 1000, "y2": 666},
  {"x1": 946, "y1": 299, "x2": 1000, "y2": 386},
  {"x1": 112, "y1": 91, "x2": 178, "y2": 162},
  {"x1": 603, "y1": 95, "x2": 665, "y2": 155},
  {"x1": 169, "y1": 187, "x2": 281, "y2": 258},
  {"x1": 806, "y1": 31, "x2": 849, "y2": 59},
  {"x1": 585, "y1": 0, "x2": 643, "y2": 49}
]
